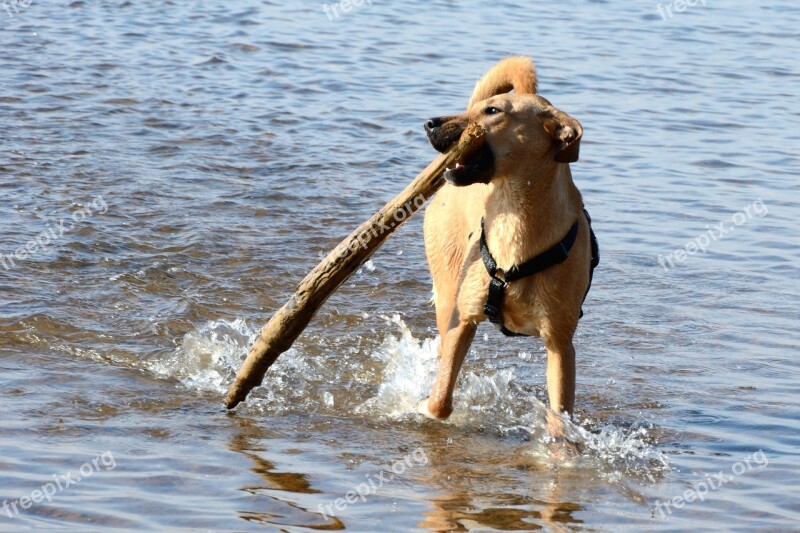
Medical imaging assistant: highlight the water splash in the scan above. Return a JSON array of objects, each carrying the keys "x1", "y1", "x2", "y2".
[
  {"x1": 355, "y1": 314, "x2": 439, "y2": 418},
  {"x1": 159, "y1": 315, "x2": 668, "y2": 477},
  {"x1": 146, "y1": 318, "x2": 257, "y2": 393}
]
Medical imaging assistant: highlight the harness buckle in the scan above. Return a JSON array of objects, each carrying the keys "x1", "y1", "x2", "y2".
[{"x1": 484, "y1": 276, "x2": 508, "y2": 325}]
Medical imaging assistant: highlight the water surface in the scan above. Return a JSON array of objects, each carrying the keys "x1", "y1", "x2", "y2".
[{"x1": 1, "y1": 0, "x2": 799, "y2": 531}]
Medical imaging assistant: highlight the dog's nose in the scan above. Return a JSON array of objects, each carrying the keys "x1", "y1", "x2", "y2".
[{"x1": 424, "y1": 117, "x2": 445, "y2": 133}]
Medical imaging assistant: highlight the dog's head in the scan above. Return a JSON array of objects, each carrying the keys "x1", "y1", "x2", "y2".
[{"x1": 424, "y1": 94, "x2": 582, "y2": 186}]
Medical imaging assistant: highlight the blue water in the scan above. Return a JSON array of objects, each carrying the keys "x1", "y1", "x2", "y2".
[{"x1": 1, "y1": 1, "x2": 799, "y2": 531}]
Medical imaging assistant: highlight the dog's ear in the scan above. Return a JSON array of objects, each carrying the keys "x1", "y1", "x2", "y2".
[{"x1": 540, "y1": 110, "x2": 583, "y2": 163}]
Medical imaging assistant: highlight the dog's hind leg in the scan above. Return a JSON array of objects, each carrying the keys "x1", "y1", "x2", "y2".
[
  {"x1": 418, "y1": 319, "x2": 477, "y2": 419},
  {"x1": 433, "y1": 293, "x2": 457, "y2": 357}
]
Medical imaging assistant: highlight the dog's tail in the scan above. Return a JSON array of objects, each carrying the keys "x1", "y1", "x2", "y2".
[{"x1": 468, "y1": 56, "x2": 537, "y2": 108}]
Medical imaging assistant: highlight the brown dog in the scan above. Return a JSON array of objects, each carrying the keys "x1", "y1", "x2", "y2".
[{"x1": 418, "y1": 57, "x2": 598, "y2": 443}]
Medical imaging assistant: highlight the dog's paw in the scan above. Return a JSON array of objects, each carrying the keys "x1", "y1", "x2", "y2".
[
  {"x1": 417, "y1": 398, "x2": 453, "y2": 420},
  {"x1": 417, "y1": 398, "x2": 437, "y2": 419},
  {"x1": 547, "y1": 437, "x2": 581, "y2": 461}
]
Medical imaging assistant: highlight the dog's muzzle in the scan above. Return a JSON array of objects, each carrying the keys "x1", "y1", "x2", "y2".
[
  {"x1": 424, "y1": 116, "x2": 495, "y2": 186},
  {"x1": 424, "y1": 116, "x2": 465, "y2": 153}
]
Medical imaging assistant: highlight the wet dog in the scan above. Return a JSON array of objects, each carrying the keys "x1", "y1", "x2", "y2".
[{"x1": 418, "y1": 57, "x2": 597, "y2": 446}]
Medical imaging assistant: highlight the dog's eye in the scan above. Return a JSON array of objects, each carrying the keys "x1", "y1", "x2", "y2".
[{"x1": 484, "y1": 106, "x2": 502, "y2": 115}]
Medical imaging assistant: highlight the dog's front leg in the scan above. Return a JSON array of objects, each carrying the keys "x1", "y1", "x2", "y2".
[
  {"x1": 418, "y1": 321, "x2": 477, "y2": 420},
  {"x1": 545, "y1": 340, "x2": 576, "y2": 419},
  {"x1": 543, "y1": 339, "x2": 581, "y2": 456}
]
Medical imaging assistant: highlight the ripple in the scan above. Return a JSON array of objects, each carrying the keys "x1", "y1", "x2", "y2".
[{"x1": 1, "y1": 0, "x2": 799, "y2": 530}]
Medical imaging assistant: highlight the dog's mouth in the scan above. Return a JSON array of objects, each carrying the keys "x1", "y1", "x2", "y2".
[
  {"x1": 443, "y1": 143, "x2": 495, "y2": 186},
  {"x1": 425, "y1": 117, "x2": 495, "y2": 186}
]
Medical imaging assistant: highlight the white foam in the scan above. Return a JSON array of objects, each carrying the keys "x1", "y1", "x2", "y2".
[
  {"x1": 147, "y1": 318, "x2": 257, "y2": 394},
  {"x1": 158, "y1": 315, "x2": 669, "y2": 476}
]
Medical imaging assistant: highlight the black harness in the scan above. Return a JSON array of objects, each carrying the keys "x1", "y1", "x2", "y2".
[{"x1": 480, "y1": 209, "x2": 599, "y2": 337}]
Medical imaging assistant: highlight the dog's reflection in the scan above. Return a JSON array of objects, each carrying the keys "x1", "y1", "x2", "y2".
[{"x1": 228, "y1": 416, "x2": 601, "y2": 532}]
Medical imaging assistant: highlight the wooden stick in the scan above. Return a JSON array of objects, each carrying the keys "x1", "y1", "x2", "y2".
[{"x1": 225, "y1": 123, "x2": 485, "y2": 409}]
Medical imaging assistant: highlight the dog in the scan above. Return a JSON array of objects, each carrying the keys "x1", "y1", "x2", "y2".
[{"x1": 418, "y1": 57, "x2": 598, "y2": 446}]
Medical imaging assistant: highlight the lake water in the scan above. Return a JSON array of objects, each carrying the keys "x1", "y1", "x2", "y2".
[{"x1": 1, "y1": 0, "x2": 799, "y2": 531}]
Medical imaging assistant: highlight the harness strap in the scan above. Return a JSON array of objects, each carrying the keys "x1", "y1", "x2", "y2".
[
  {"x1": 583, "y1": 208, "x2": 600, "y2": 308},
  {"x1": 480, "y1": 210, "x2": 598, "y2": 337}
]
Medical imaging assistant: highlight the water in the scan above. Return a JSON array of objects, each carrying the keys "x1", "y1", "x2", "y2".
[{"x1": 1, "y1": 0, "x2": 799, "y2": 531}]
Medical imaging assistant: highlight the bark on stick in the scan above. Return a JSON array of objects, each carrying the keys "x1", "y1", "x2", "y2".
[{"x1": 225, "y1": 123, "x2": 485, "y2": 409}]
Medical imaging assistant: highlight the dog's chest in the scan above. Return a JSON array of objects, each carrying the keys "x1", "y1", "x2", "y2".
[
  {"x1": 500, "y1": 280, "x2": 547, "y2": 336},
  {"x1": 458, "y1": 249, "x2": 549, "y2": 336}
]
